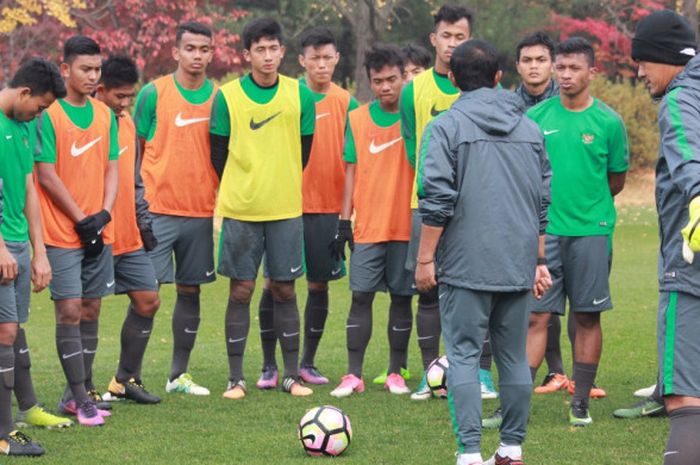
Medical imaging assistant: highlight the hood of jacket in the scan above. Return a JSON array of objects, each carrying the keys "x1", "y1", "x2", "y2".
[{"x1": 452, "y1": 87, "x2": 527, "y2": 136}]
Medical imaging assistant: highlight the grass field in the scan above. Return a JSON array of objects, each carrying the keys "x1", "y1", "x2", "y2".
[{"x1": 4, "y1": 205, "x2": 666, "y2": 465}]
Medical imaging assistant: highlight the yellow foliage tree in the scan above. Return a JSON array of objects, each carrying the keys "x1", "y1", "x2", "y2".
[{"x1": 0, "y1": 0, "x2": 86, "y2": 34}]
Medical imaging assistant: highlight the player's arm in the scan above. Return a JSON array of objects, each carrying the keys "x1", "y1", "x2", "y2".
[
  {"x1": 607, "y1": 115, "x2": 630, "y2": 197},
  {"x1": 299, "y1": 83, "x2": 316, "y2": 170},
  {"x1": 0, "y1": 180, "x2": 18, "y2": 283},
  {"x1": 24, "y1": 174, "x2": 50, "y2": 292},
  {"x1": 102, "y1": 114, "x2": 120, "y2": 214},
  {"x1": 400, "y1": 82, "x2": 417, "y2": 168},
  {"x1": 534, "y1": 141, "x2": 552, "y2": 299},
  {"x1": 608, "y1": 172, "x2": 626, "y2": 196},
  {"x1": 133, "y1": 138, "x2": 157, "y2": 251},
  {"x1": 209, "y1": 90, "x2": 231, "y2": 180},
  {"x1": 329, "y1": 120, "x2": 357, "y2": 261},
  {"x1": 133, "y1": 83, "x2": 157, "y2": 169}
]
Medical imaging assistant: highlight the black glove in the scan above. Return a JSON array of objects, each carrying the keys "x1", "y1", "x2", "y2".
[
  {"x1": 82, "y1": 233, "x2": 104, "y2": 258},
  {"x1": 75, "y1": 210, "x2": 112, "y2": 240},
  {"x1": 329, "y1": 219, "x2": 354, "y2": 261},
  {"x1": 139, "y1": 225, "x2": 158, "y2": 252}
]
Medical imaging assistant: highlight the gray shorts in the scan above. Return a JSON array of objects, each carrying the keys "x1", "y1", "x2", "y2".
[
  {"x1": 114, "y1": 249, "x2": 159, "y2": 295},
  {"x1": 148, "y1": 214, "x2": 215, "y2": 286},
  {"x1": 404, "y1": 209, "x2": 421, "y2": 272},
  {"x1": 47, "y1": 245, "x2": 114, "y2": 300},
  {"x1": 218, "y1": 216, "x2": 304, "y2": 282},
  {"x1": 531, "y1": 234, "x2": 612, "y2": 314},
  {"x1": 303, "y1": 213, "x2": 345, "y2": 282},
  {"x1": 658, "y1": 291, "x2": 700, "y2": 398},
  {"x1": 350, "y1": 242, "x2": 416, "y2": 296},
  {"x1": 0, "y1": 241, "x2": 31, "y2": 324}
]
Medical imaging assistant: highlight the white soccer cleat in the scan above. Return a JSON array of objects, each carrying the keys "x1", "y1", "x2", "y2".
[
  {"x1": 165, "y1": 373, "x2": 210, "y2": 396},
  {"x1": 634, "y1": 383, "x2": 657, "y2": 398}
]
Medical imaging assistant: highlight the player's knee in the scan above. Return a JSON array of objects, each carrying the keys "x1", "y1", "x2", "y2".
[
  {"x1": 176, "y1": 284, "x2": 200, "y2": 295},
  {"x1": 269, "y1": 281, "x2": 295, "y2": 301},
  {"x1": 230, "y1": 280, "x2": 255, "y2": 303},
  {"x1": 574, "y1": 312, "x2": 600, "y2": 330},
  {"x1": 81, "y1": 298, "x2": 101, "y2": 320},
  {"x1": 528, "y1": 312, "x2": 550, "y2": 330},
  {"x1": 0, "y1": 324, "x2": 18, "y2": 346},
  {"x1": 134, "y1": 294, "x2": 160, "y2": 318},
  {"x1": 418, "y1": 287, "x2": 438, "y2": 305},
  {"x1": 307, "y1": 281, "x2": 328, "y2": 292},
  {"x1": 56, "y1": 300, "x2": 82, "y2": 325},
  {"x1": 351, "y1": 291, "x2": 374, "y2": 308}
]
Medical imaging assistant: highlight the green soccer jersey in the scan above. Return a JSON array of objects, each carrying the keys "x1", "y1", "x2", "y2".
[
  {"x1": 209, "y1": 74, "x2": 316, "y2": 137},
  {"x1": 34, "y1": 99, "x2": 119, "y2": 163},
  {"x1": 134, "y1": 75, "x2": 215, "y2": 141},
  {"x1": 527, "y1": 96, "x2": 629, "y2": 236},
  {"x1": 343, "y1": 100, "x2": 400, "y2": 163},
  {"x1": 0, "y1": 113, "x2": 34, "y2": 242}
]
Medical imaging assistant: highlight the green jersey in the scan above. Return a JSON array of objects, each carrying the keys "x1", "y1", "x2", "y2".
[
  {"x1": 527, "y1": 96, "x2": 629, "y2": 236},
  {"x1": 0, "y1": 113, "x2": 34, "y2": 241},
  {"x1": 209, "y1": 74, "x2": 316, "y2": 137},
  {"x1": 343, "y1": 100, "x2": 401, "y2": 163}
]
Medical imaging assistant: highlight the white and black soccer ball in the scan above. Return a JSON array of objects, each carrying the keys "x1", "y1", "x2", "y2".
[
  {"x1": 298, "y1": 405, "x2": 352, "y2": 457},
  {"x1": 426, "y1": 355, "x2": 449, "y2": 398}
]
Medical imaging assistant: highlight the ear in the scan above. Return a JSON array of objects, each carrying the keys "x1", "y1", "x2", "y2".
[
  {"x1": 493, "y1": 70, "x2": 503, "y2": 87},
  {"x1": 206, "y1": 44, "x2": 214, "y2": 64},
  {"x1": 172, "y1": 45, "x2": 180, "y2": 62},
  {"x1": 280, "y1": 45, "x2": 286, "y2": 59},
  {"x1": 429, "y1": 32, "x2": 437, "y2": 48},
  {"x1": 17, "y1": 87, "x2": 33, "y2": 99},
  {"x1": 243, "y1": 49, "x2": 251, "y2": 64},
  {"x1": 589, "y1": 66, "x2": 598, "y2": 78},
  {"x1": 60, "y1": 62, "x2": 70, "y2": 79},
  {"x1": 95, "y1": 83, "x2": 105, "y2": 97},
  {"x1": 333, "y1": 51, "x2": 340, "y2": 65},
  {"x1": 298, "y1": 53, "x2": 306, "y2": 69}
]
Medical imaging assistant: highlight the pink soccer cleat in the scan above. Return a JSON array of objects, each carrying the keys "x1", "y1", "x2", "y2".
[{"x1": 330, "y1": 374, "x2": 365, "y2": 398}]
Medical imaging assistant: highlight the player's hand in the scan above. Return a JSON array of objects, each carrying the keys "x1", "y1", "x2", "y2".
[
  {"x1": 0, "y1": 246, "x2": 18, "y2": 284},
  {"x1": 532, "y1": 264, "x2": 552, "y2": 299},
  {"x1": 139, "y1": 225, "x2": 158, "y2": 252},
  {"x1": 329, "y1": 219, "x2": 354, "y2": 261},
  {"x1": 682, "y1": 197, "x2": 700, "y2": 254},
  {"x1": 415, "y1": 260, "x2": 437, "y2": 293},
  {"x1": 75, "y1": 210, "x2": 112, "y2": 240},
  {"x1": 30, "y1": 251, "x2": 52, "y2": 292}
]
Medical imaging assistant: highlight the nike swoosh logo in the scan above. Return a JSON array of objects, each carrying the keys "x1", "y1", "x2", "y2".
[
  {"x1": 417, "y1": 335, "x2": 434, "y2": 341},
  {"x1": 392, "y1": 326, "x2": 411, "y2": 332},
  {"x1": 5, "y1": 135, "x2": 12, "y2": 140},
  {"x1": 316, "y1": 112, "x2": 330, "y2": 120},
  {"x1": 310, "y1": 328, "x2": 324, "y2": 333},
  {"x1": 228, "y1": 337, "x2": 247, "y2": 343},
  {"x1": 346, "y1": 324, "x2": 360, "y2": 329},
  {"x1": 106, "y1": 280, "x2": 115, "y2": 288},
  {"x1": 282, "y1": 331, "x2": 299, "y2": 338},
  {"x1": 141, "y1": 330, "x2": 151, "y2": 335},
  {"x1": 71, "y1": 137, "x2": 102, "y2": 157},
  {"x1": 439, "y1": 292, "x2": 447, "y2": 299},
  {"x1": 83, "y1": 349, "x2": 96, "y2": 354},
  {"x1": 0, "y1": 367, "x2": 13, "y2": 373},
  {"x1": 593, "y1": 297, "x2": 610, "y2": 305},
  {"x1": 184, "y1": 328, "x2": 198, "y2": 334},
  {"x1": 206, "y1": 270, "x2": 215, "y2": 277},
  {"x1": 259, "y1": 328, "x2": 274, "y2": 333},
  {"x1": 369, "y1": 136, "x2": 403, "y2": 154},
  {"x1": 119, "y1": 146, "x2": 128, "y2": 155},
  {"x1": 19, "y1": 348, "x2": 29, "y2": 354},
  {"x1": 430, "y1": 104, "x2": 447, "y2": 117},
  {"x1": 331, "y1": 268, "x2": 342, "y2": 276},
  {"x1": 62, "y1": 351, "x2": 82, "y2": 360},
  {"x1": 544, "y1": 129, "x2": 560, "y2": 136},
  {"x1": 664, "y1": 451, "x2": 679, "y2": 457},
  {"x1": 290, "y1": 265, "x2": 303, "y2": 273},
  {"x1": 174, "y1": 112, "x2": 210, "y2": 128},
  {"x1": 250, "y1": 112, "x2": 281, "y2": 130}
]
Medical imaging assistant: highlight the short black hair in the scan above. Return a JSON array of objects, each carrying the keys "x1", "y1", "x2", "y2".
[
  {"x1": 450, "y1": 39, "x2": 499, "y2": 91},
  {"x1": 300, "y1": 26, "x2": 336, "y2": 51},
  {"x1": 63, "y1": 35, "x2": 100, "y2": 64},
  {"x1": 516, "y1": 32, "x2": 555, "y2": 62},
  {"x1": 433, "y1": 4, "x2": 474, "y2": 31},
  {"x1": 363, "y1": 44, "x2": 404, "y2": 78},
  {"x1": 9, "y1": 58, "x2": 66, "y2": 99},
  {"x1": 100, "y1": 55, "x2": 139, "y2": 89},
  {"x1": 555, "y1": 37, "x2": 595, "y2": 67},
  {"x1": 242, "y1": 18, "x2": 283, "y2": 50},
  {"x1": 175, "y1": 21, "x2": 213, "y2": 45},
  {"x1": 403, "y1": 43, "x2": 431, "y2": 69}
]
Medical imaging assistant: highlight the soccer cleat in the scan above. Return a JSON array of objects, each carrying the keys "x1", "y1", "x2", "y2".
[
  {"x1": 567, "y1": 381, "x2": 607, "y2": 398},
  {"x1": 330, "y1": 374, "x2": 365, "y2": 398},
  {"x1": 411, "y1": 371, "x2": 432, "y2": 401},
  {"x1": 15, "y1": 404, "x2": 73, "y2": 429},
  {"x1": 165, "y1": 373, "x2": 210, "y2": 396},
  {"x1": 534, "y1": 372, "x2": 569, "y2": 394},
  {"x1": 299, "y1": 366, "x2": 329, "y2": 385},
  {"x1": 385, "y1": 373, "x2": 411, "y2": 395},
  {"x1": 104, "y1": 377, "x2": 161, "y2": 404},
  {"x1": 255, "y1": 366, "x2": 279, "y2": 390},
  {"x1": 281, "y1": 376, "x2": 313, "y2": 397},
  {"x1": 480, "y1": 369, "x2": 499, "y2": 399},
  {"x1": 569, "y1": 400, "x2": 593, "y2": 426},
  {"x1": 484, "y1": 453, "x2": 524, "y2": 465},
  {"x1": 87, "y1": 389, "x2": 113, "y2": 410},
  {"x1": 613, "y1": 398, "x2": 665, "y2": 419},
  {"x1": 634, "y1": 384, "x2": 657, "y2": 398},
  {"x1": 76, "y1": 400, "x2": 106, "y2": 427},
  {"x1": 373, "y1": 367, "x2": 411, "y2": 385},
  {"x1": 482, "y1": 407, "x2": 503, "y2": 429},
  {"x1": 456, "y1": 454, "x2": 483, "y2": 465},
  {"x1": 61, "y1": 399, "x2": 110, "y2": 419},
  {"x1": 0, "y1": 430, "x2": 45, "y2": 456},
  {"x1": 223, "y1": 380, "x2": 247, "y2": 400}
]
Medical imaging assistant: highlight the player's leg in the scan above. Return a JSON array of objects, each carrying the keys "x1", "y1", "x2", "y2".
[
  {"x1": 257, "y1": 279, "x2": 277, "y2": 387},
  {"x1": 658, "y1": 291, "x2": 700, "y2": 465},
  {"x1": 166, "y1": 216, "x2": 215, "y2": 393},
  {"x1": 486, "y1": 291, "x2": 532, "y2": 464},
  {"x1": 265, "y1": 217, "x2": 310, "y2": 396},
  {"x1": 543, "y1": 314, "x2": 565, "y2": 377},
  {"x1": 479, "y1": 333, "x2": 498, "y2": 400},
  {"x1": 441, "y1": 285, "x2": 490, "y2": 465}
]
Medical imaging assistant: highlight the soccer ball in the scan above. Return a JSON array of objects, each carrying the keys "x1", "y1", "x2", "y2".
[
  {"x1": 426, "y1": 355, "x2": 449, "y2": 398},
  {"x1": 298, "y1": 405, "x2": 352, "y2": 457}
]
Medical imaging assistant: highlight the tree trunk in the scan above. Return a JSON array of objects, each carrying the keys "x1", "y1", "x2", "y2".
[
  {"x1": 681, "y1": 0, "x2": 698, "y2": 36},
  {"x1": 352, "y1": 0, "x2": 376, "y2": 102}
]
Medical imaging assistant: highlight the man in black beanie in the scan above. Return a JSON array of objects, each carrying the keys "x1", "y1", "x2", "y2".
[{"x1": 632, "y1": 9, "x2": 700, "y2": 465}]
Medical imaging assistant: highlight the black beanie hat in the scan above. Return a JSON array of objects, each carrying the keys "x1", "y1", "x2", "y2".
[{"x1": 632, "y1": 10, "x2": 697, "y2": 65}]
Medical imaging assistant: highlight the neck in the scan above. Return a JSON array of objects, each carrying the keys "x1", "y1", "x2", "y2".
[
  {"x1": 523, "y1": 80, "x2": 550, "y2": 97},
  {"x1": 174, "y1": 68, "x2": 205, "y2": 90},
  {"x1": 251, "y1": 69, "x2": 279, "y2": 87},
  {"x1": 434, "y1": 59, "x2": 449, "y2": 75},
  {"x1": 561, "y1": 91, "x2": 592, "y2": 112},
  {"x1": 0, "y1": 89, "x2": 13, "y2": 118},
  {"x1": 380, "y1": 100, "x2": 399, "y2": 113},
  {"x1": 65, "y1": 88, "x2": 88, "y2": 106},
  {"x1": 306, "y1": 76, "x2": 330, "y2": 94}
]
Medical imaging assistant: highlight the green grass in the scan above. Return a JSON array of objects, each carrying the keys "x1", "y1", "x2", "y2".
[{"x1": 6, "y1": 205, "x2": 666, "y2": 464}]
